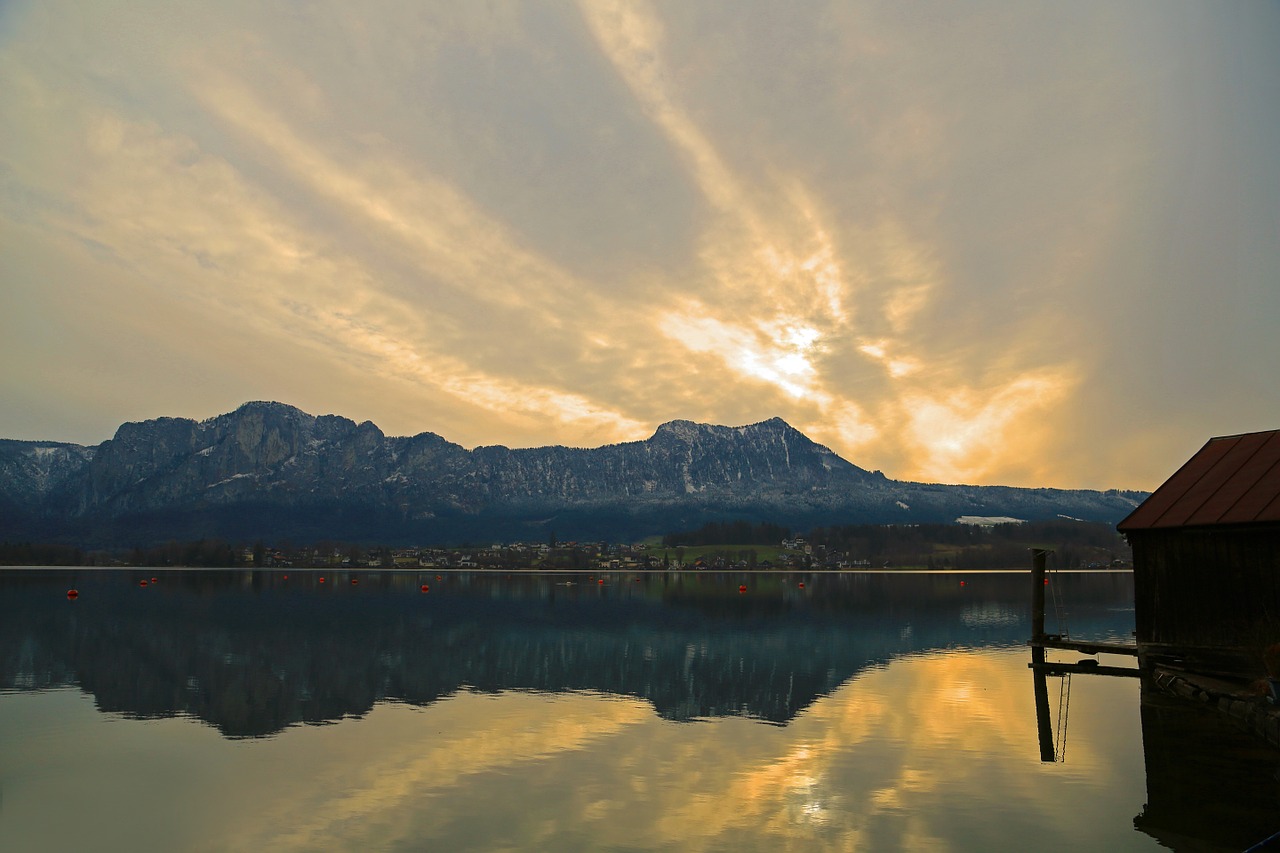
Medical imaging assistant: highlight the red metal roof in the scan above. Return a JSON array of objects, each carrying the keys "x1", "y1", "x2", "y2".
[{"x1": 1118, "y1": 429, "x2": 1280, "y2": 531}]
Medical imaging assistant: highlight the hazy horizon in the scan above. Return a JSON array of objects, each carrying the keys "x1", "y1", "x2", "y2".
[{"x1": 3, "y1": 1, "x2": 1277, "y2": 492}]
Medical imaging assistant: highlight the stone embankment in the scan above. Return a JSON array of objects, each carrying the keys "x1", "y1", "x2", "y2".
[{"x1": 1152, "y1": 668, "x2": 1280, "y2": 749}]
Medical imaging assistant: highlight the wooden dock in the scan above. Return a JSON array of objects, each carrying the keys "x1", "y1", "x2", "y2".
[
  {"x1": 1027, "y1": 637, "x2": 1140, "y2": 677},
  {"x1": 1029, "y1": 659, "x2": 1140, "y2": 678},
  {"x1": 1026, "y1": 550, "x2": 1140, "y2": 682},
  {"x1": 1028, "y1": 636, "x2": 1139, "y2": 657}
]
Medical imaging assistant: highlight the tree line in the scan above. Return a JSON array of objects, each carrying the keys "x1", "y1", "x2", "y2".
[
  {"x1": 0, "y1": 539, "x2": 242, "y2": 567},
  {"x1": 662, "y1": 518, "x2": 1131, "y2": 569},
  {"x1": 803, "y1": 519, "x2": 1130, "y2": 569},
  {"x1": 2, "y1": 517, "x2": 1131, "y2": 570}
]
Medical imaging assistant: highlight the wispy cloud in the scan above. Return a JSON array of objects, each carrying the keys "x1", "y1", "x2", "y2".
[
  {"x1": 578, "y1": 0, "x2": 1084, "y2": 482},
  {"x1": 2, "y1": 0, "x2": 1277, "y2": 487}
]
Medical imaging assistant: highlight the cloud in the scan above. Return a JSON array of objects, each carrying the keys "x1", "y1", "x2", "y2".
[{"x1": 1, "y1": 0, "x2": 1277, "y2": 488}]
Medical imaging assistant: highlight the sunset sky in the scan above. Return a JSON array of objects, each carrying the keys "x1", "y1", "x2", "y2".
[{"x1": 2, "y1": 1, "x2": 1277, "y2": 491}]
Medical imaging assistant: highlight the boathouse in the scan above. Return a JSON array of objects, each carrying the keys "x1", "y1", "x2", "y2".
[{"x1": 1117, "y1": 429, "x2": 1280, "y2": 651}]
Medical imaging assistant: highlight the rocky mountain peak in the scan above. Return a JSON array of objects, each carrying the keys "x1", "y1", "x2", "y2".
[
  {"x1": 0, "y1": 402, "x2": 1148, "y2": 546},
  {"x1": 652, "y1": 416, "x2": 799, "y2": 443},
  {"x1": 229, "y1": 400, "x2": 312, "y2": 419},
  {"x1": 651, "y1": 419, "x2": 705, "y2": 440},
  {"x1": 0, "y1": 440, "x2": 96, "y2": 501}
]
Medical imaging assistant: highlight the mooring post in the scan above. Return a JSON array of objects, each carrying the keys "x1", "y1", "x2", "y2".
[
  {"x1": 1031, "y1": 548, "x2": 1048, "y2": 643},
  {"x1": 1030, "y1": 547, "x2": 1054, "y2": 760},
  {"x1": 1032, "y1": 661, "x2": 1055, "y2": 761}
]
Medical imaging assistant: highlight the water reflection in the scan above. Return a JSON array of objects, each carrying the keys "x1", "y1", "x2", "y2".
[
  {"x1": 14, "y1": 569, "x2": 1277, "y2": 851},
  {"x1": 3, "y1": 647, "x2": 1150, "y2": 852},
  {"x1": 1134, "y1": 684, "x2": 1280, "y2": 850},
  {"x1": 0, "y1": 569, "x2": 1134, "y2": 737}
]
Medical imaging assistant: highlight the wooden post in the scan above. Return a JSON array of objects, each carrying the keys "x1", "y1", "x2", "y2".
[
  {"x1": 1030, "y1": 547, "x2": 1055, "y2": 760},
  {"x1": 1034, "y1": 548, "x2": 1054, "y2": 758},
  {"x1": 1031, "y1": 548, "x2": 1048, "y2": 642},
  {"x1": 1032, "y1": 650, "x2": 1056, "y2": 762}
]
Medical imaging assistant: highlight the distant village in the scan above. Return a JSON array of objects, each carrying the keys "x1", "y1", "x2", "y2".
[
  {"x1": 245, "y1": 538, "x2": 872, "y2": 572},
  {"x1": 0, "y1": 518, "x2": 1129, "y2": 570}
]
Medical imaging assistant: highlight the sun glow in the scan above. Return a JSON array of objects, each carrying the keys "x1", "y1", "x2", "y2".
[
  {"x1": 661, "y1": 309, "x2": 830, "y2": 401},
  {"x1": 6, "y1": 0, "x2": 1258, "y2": 487},
  {"x1": 899, "y1": 370, "x2": 1077, "y2": 484}
]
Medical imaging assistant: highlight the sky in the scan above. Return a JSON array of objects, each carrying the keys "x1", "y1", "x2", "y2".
[{"x1": 1, "y1": 1, "x2": 1277, "y2": 491}]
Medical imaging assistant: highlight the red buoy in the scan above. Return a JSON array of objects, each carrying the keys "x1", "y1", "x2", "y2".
[
  {"x1": 66, "y1": 589, "x2": 79, "y2": 599},
  {"x1": 738, "y1": 584, "x2": 747, "y2": 593},
  {"x1": 598, "y1": 579, "x2": 605, "y2": 585},
  {"x1": 283, "y1": 574, "x2": 289, "y2": 580},
  {"x1": 960, "y1": 580, "x2": 966, "y2": 587},
  {"x1": 436, "y1": 575, "x2": 442, "y2": 581},
  {"x1": 150, "y1": 577, "x2": 158, "y2": 584},
  {"x1": 420, "y1": 584, "x2": 430, "y2": 593},
  {"x1": 351, "y1": 578, "x2": 359, "y2": 585},
  {"x1": 319, "y1": 576, "x2": 326, "y2": 584},
  {"x1": 798, "y1": 582, "x2": 805, "y2": 589},
  {"x1": 139, "y1": 579, "x2": 148, "y2": 587}
]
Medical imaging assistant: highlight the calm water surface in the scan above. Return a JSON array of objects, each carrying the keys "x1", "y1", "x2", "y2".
[{"x1": 1, "y1": 569, "x2": 1276, "y2": 851}]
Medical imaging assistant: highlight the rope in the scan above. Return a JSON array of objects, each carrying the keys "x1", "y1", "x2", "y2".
[
  {"x1": 1054, "y1": 672, "x2": 1072, "y2": 762},
  {"x1": 1048, "y1": 566, "x2": 1070, "y2": 639}
]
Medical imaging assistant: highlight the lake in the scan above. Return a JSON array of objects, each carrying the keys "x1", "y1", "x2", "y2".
[{"x1": 1, "y1": 568, "x2": 1277, "y2": 851}]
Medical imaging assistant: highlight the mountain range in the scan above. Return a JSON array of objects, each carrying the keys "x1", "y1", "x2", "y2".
[{"x1": 0, "y1": 401, "x2": 1145, "y2": 546}]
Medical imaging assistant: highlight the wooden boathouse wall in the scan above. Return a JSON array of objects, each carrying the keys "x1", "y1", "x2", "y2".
[
  {"x1": 1127, "y1": 524, "x2": 1280, "y2": 648},
  {"x1": 1118, "y1": 429, "x2": 1280, "y2": 654}
]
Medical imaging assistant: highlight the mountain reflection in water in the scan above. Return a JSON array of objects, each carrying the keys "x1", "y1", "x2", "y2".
[
  {"x1": 0, "y1": 569, "x2": 1133, "y2": 738},
  {"x1": 5, "y1": 569, "x2": 1280, "y2": 851}
]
